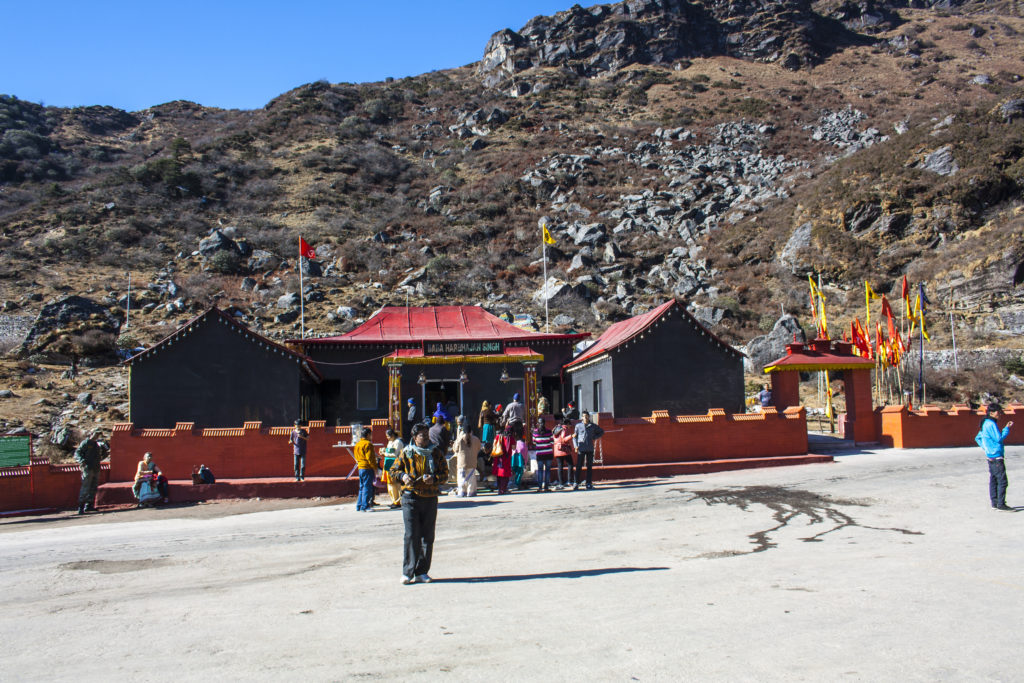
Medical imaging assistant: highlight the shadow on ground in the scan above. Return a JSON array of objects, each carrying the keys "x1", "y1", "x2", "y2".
[{"x1": 433, "y1": 567, "x2": 669, "y2": 583}]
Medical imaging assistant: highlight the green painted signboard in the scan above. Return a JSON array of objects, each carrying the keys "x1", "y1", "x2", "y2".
[{"x1": 0, "y1": 436, "x2": 31, "y2": 467}]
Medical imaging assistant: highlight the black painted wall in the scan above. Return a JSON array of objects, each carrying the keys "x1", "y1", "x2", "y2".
[
  {"x1": 129, "y1": 315, "x2": 305, "y2": 428},
  {"x1": 569, "y1": 309, "x2": 744, "y2": 417}
]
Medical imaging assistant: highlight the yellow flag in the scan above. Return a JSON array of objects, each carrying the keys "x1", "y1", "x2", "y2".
[
  {"x1": 808, "y1": 276, "x2": 828, "y2": 338},
  {"x1": 865, "y1": 281, "x2": 880, "y2": 325},
  {"x1": 915, "y1": 295, "x2": 930, "y2": 341},
  {"x1": 542, "y1": 221, "x2": 556, "y2": 246}
]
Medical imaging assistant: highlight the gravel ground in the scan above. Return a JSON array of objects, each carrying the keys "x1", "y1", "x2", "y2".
[{"x1": 1, "y1": 446, "x2": 1022, "y2": 681}]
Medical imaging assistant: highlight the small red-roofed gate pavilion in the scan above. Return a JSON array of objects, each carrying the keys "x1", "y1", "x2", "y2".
[{"x1": 763, "y1": 338, "x2": 878, "y2": 443}]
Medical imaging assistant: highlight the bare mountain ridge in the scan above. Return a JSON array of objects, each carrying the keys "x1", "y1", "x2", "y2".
[{"x1": 2, "y1": 0, "x2": 1024, "y2": 439}]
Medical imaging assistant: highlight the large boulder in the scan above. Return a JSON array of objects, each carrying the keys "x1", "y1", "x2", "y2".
[
  {"x1": 743, "y1": 315, "x2": 807, "y2": 373},
  {"x1": 532, "y1": 277, "x2": 588, "y2": 305},
  {"x1": 248, "y1": 249, "x2": 282, "y2": 272},
  {"x1": 198, "y1": 229, "x2": 239, "y2": 257},
  {"x1": 17, "y1": 296, "x2": 122, "y2": 358},
  {"x1": 779, "y1": 222, "x2": 813, "y2": 274}
]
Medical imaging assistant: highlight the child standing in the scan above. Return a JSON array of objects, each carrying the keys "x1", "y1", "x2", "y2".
[{"x1": 511, "y1": 423, "x2": 527, "y2": 491}]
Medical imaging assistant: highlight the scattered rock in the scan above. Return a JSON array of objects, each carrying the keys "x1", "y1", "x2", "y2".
[
  {"x1": 919, "y1": 145, "x2": 958, "y2": 176},
  {"x1": 997, "y1": 98, "x2": 1024, "y2": 122},
  {"x1": 248, "y1": 250, "x2": 282, "y2": 272},
  {"x1": 532, "y1": 277, "x2": 588, "y2": 305},
  {"x1": 779, "y1": 222, "x2": 813, "y2": 273},
  {"x1": 197, "y1": 229, "x2": 239, "y2": 257},
  {"x1": 277, "y1": 293, "x2": 300, "y2": 309}
]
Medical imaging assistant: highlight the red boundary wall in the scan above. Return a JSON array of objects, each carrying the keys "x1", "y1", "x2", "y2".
[
  {"x1": 105, "y1": 419, "x2": 392, "y2": 482},
  {"x1": 878, "y1": 403, "x2": 1023, "y2": 449},
  {"x1": 595, "y1": 407, "x2": 810, "y2": 464},
  {"x1": 0, "y1": 459, "x2": 110, "y2": 513},
  {"x1": 15, "y1": 401, "x2": 1021, "y2": 514}
]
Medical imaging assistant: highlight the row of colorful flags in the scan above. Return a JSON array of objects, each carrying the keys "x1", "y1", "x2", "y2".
[{"x1": 807, "y1": 274, "x2": 932, "y2": 371}]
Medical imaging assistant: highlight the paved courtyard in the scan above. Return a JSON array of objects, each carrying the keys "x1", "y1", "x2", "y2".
[{"x1": 1, "y1": 446, "x2": 1022, "y2": 681}]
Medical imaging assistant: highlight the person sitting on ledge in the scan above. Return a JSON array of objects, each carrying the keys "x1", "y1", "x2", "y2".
[{"x1": 133, "y1": 452, "x2": 168, "y2": 504}]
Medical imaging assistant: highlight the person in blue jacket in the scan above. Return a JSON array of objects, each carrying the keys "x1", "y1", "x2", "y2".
[{"x1": 975, "y1": 403, "x2": 1015, "y2": 511}]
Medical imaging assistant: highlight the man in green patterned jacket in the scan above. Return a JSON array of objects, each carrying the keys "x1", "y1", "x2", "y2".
[{"x1": 389, "y1": 422, "x2": 449, "y2": 585}]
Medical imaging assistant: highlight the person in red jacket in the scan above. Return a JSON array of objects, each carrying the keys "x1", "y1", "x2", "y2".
[
  {"x1": 552, "y1": 418, "x2": 576, "y2": 490},
  {"x1": 491, "y1": 425, "x2": 513, "y2": 494}
]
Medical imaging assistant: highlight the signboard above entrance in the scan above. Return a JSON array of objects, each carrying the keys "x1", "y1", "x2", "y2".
[{"x1": 423, "y1": 340, "x2": 504, "y2": 356}]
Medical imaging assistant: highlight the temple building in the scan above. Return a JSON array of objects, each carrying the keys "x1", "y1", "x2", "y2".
[
  {"x1": 290, "y1": 306, "x2": 589, "y2": 435},
  {"x1": 563, "y1": 300, "x2": 745, "y2": 417}
]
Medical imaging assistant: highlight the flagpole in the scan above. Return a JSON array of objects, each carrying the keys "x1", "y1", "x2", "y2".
[
  {"x1": 918, "y1": 283, "x2": 925, "y2": 405},
  {"x1": 299, "y1": 238, "x2": 305, "y2": 339},
  {"x1": 543, "y1": 229, "x2": 549, "y2": 333},
  {"x1": 126, "y1": 271, "x2": 131, "y2": 330},
  {"x1": 949, "y1": 290, "x2": 958, "y2": 373}
]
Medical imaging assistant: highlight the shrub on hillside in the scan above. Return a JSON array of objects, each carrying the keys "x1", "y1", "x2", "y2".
[{"x1": 207, "y1": 250, "x2": 243, "y2": 274}]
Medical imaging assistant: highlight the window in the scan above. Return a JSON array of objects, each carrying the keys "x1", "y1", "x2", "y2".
[
  {"x1": 592, "y1": 380, "x2": 602, "y2": 413},
  {"x1": 356, "y1": 380, "x2": 377, "y2": 411}
]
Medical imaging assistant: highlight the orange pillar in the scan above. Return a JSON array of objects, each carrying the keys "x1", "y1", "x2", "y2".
[
  {"x1": 769, "y1": 371, "x2": 800, "y2": 409},
  {"x1": 841, "y1": 368, "x2": 877, "y2": 443},
  {"x1": 387, "y1": 363, "x2": 402, "y2": 435},
  {"x1": 524, "y1": 362, "x2": 538, "y2": 443}
]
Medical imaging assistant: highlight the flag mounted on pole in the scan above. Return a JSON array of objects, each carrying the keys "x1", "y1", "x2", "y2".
[
  {"x1": 541, "y1": 219, "x2": 552, "y2": 332},
  {"x1": 298, "y1": 237, "x2": 317, "y2": 339},
  {"x1": 865, "y1": 281, "x2": 880, "y2": 325},
  {"x1": 299, "y1": 237, "x2": 317, "y2": 260},
  {"x1": 901, "y1": 275, "x2": 910, "y2": 317},
  {"x1": 542, "y1": 222, "x2": 556, "y2": 246},
  {"x1": 807, "y1": 276, "x2": 828, "y2": 338}
]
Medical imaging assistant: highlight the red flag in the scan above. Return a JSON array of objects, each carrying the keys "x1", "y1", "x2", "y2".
[
  {"x1": 851, "y1": 319, "x2": 872, "y2": 358},
  {"x1": 299, "y1": 237, "x2": 316, "y2": 260},
  {"x1": 901, "y1": 275, "x2": 910, "y2": 317},
  {"x1": 880, "y1": 296, "x2": 898, "y2": 341}
]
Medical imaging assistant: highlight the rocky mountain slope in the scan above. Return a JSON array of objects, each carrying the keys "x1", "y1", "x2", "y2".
[{"x1": 2, "y1": 0, "x2": 1024, "y2": 445}]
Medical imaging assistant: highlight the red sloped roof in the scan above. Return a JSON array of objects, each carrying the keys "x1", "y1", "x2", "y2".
[
  {"x1": 564, "y1": 300, "x2": 742, "y2": 370},
  {"x1": 762, "y1": 339, "x2": 877, "y2": 373},
  {"x1": 296, "y1": 306, "x2": 588, "y2": 345}
]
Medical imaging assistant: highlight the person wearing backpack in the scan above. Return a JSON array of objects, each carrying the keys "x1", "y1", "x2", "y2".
[{"x1": 975, "y1": 403, "x2": 1015, "y2": 511}]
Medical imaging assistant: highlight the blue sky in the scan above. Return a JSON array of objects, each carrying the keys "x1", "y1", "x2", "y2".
[{"x1": 3, "y1": 0, "x2": 575, "y2": 112}]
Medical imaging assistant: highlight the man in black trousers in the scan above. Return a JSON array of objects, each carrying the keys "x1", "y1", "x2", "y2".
[
  {"x1": 390, "y1": 422, "x2": 449, "y2": 584},
  {"x1": 573, "y1": 411, "x2": 604, "y2": 491}
]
